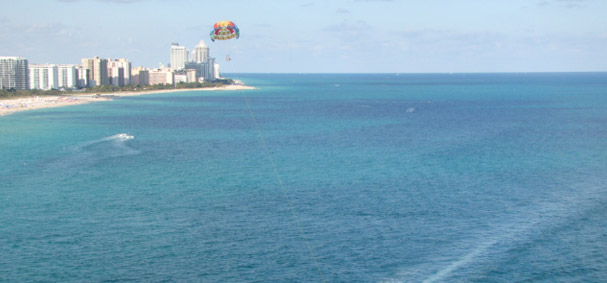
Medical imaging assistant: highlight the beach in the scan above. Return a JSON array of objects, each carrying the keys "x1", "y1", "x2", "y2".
[{"x1": 0, "y1": 84, "x2": 256, "y2": 117}]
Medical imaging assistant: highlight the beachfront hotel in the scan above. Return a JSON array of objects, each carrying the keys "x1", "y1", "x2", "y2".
[
  {"x1": 29, "y1": 64, "x2": 59, "y2": 90},
  {"x1": 131, "y1": 66, "x2": 149, "y2": 86},
  {"x1": 192, "y1": 40, "x2": 209, "y2": 63},
  {"x1": 170, "y1": 43, "x2": 189, "y2": 71},
  {"x1": 81, "y1": 57, "x2": 109, "y2": 87},
  {"x1": 108, "y1": 58, "x2": 132, "y2": 87},
  {"x1": 0, "y1": 56, "x2": 29, "y2": 90},
  {"x1": 58, "y1": 65, "x2": 79, "y2": 89},
  {"x1": 29, "y1": 64, "x2": 80, "y2": 90},
  {"x1": 148, "y1": 68, "x2": 174, "y2": 85},
  {"x1": 180, "y1": 40, "x2": 219, "y2": 83}
]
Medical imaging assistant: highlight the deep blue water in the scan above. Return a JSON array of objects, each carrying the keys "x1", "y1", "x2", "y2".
[{"x1": 1, "y1": 73, "x2": 607, "y2": 282}]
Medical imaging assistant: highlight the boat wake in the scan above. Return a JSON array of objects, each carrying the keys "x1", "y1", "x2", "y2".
[
  {"x1": 80, "y1": 133, "x2": 134, "y2": 146},
  {"x1": 383, "y1": 177, "x2": 607, "y2": 282},
  {"x1": 76, "y1": 133, "x2": 139, "y2": 157},
  {"x1": 43, "y1": 133, "x2": 140, "y2": 174}
]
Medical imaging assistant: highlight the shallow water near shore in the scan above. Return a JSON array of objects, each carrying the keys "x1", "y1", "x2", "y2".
[{"x1": 1, "y1": 73, "x2": 607, "y2": 281}]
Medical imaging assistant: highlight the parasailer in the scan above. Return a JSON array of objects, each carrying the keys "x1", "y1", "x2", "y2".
[{"x1": 210, "y1": 21, "x2": 240, "y2": 42}]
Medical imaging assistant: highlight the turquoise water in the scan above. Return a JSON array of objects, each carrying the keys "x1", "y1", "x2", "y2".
[{"x1": 1, "y1": 73, "x2": 607, "y2": 282}]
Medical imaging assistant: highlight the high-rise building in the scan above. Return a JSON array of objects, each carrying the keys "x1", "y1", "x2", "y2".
[
  {"x1": 205, "y1": 57, "x2": 217, "y2": 81},
  {"x1": 186, "y1": 69, "x2": 197, "y2": 83},
  {"x1": 81, "y1": 57, "x2": 109, "y2": 87},
  {"x1": 0, "y1": 56, "x2": 28, "y2": 90},
  {"x1": 170, "y1": 43, "x2": 188, "y2": 71},
  {"x1": 57, "y1": 65, "x2": 78, "y2": 89},
  {"x1": 149, "y1": 68, "x2": 174, "y2": 85},
  {"x1": 29, "y1": 64, "x2": 78, "y2": 90},
  {"x1": 29, "y1": 64, "x2": 59, "y2": 90},
  {"x1": 174, "y1": 72, "x2": 188, "y2": 84},
  {"x1": 184, "y1": 57, "x2": 217, "y2": 83},
  {"x1": 76, "y1": 66, "x2": 89, "y2": 88},
  {"x1": 108, "y1": 58, "x2": 131, "y2": 86},
  {"x1": 192, "y1": 40, "x2": 209, "y2": 63},
  {"x1": 131, "y1": 66, "x2": 149, "y2": 86},
  {"x1": 184, "y1": 62, "x2": 204, "y2": 82},
  {"x1": 214, "y1": 62, "x2": 220, "y2": 80},
  {"x1": 81, "y1": 58, "x2": 94, "y2": 86}
]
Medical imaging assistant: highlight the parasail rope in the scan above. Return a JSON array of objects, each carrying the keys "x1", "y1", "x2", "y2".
[{"x1": 243, "y1": 92, "x2": 326, "y2": 283}]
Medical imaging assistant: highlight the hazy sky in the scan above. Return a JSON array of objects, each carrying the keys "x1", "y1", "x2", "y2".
[{"x1": 2, "y1": 0, "x2": 606, "y2": 73}]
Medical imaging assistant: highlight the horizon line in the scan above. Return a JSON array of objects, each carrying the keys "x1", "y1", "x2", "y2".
[{"x1": 222, "y1": 71, "x2": 607, "y2": 74}]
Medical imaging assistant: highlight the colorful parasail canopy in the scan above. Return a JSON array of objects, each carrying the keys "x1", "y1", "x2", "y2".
[{"x1": 210, "y1": 21, "x2": 240, "y2": 42}]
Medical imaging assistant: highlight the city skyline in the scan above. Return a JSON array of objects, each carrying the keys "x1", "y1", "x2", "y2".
[
  {"x1": 2, "y1": 0, "x2": 607, "y2": 73},
  {"x1": 1, "y1": 39, "x2": 220, "y2": 90}
]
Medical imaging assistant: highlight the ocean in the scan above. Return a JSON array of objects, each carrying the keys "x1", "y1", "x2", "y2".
[{"x1": 1, "y1": 73, "x2": 607, "y2": 282}]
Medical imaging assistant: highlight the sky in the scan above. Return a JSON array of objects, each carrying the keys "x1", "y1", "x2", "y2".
[{"x1": 1, "y1": 0, "x2": 606, "y2": 73}]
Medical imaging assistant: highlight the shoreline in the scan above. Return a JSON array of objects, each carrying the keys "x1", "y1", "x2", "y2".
[{"x1": 0, "y1": 84, "x2": 257, "y2": 117}]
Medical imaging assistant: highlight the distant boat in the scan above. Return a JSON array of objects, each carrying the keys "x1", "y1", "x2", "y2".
[{"x1": 115, "y1": 133, "x2": 134, "y2": 141}]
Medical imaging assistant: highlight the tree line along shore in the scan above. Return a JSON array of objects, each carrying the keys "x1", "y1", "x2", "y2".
[
  {"x1": 0, "y1": 79, "x2": 236, "y2": 99},
  {"x1": 1, "y1": 79, "x2": 256, "y2": 117}
]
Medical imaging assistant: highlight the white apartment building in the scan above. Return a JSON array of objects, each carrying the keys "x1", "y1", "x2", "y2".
[
  {"x1": 30, "y1": 64, "x2": 79, "y2": 90},
  {"x1": 192, "y1": 40, "x2": 209, "y2": 63},
  {"x1": 205, "y1": 57, "x2": 217, "y2": 81},
  {"x1": 76, "y1": 66, "x2": 89, "y2": 88},
  {"x1": 174, "y1": 73, "x2": 188, "y2": 84},
  {"x1": 214, "y1": 62, "x2": 220, "y2": 80},
  {"x1": 108, "y1": 58, "x2": 132, "y2": 86},
  {"x1": 186, "y1": 69, "x2": 197, "y2": 83},
  {"x1": 0, "y1": 56, "x2": 29, "y2": 90},
  {"x1": 148, "y1": 68, "x2": 174, "y2": 85},
  {"x1": 29, "y1": 64, "x2": 59, "y2": 90},
  {"x1": 170, "y1": 43, "x2": 188, "y2": 71},
  {"x1": 57, "y1": 65, "x2": 78, "y2": 89}
]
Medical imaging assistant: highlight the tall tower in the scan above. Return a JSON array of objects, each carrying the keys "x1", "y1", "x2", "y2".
[
  {"x1": 0, "y1": 56, "x2": 29, "y2": 90},
  {"x1": 57, "y1": 65, "x2": 78, "y2": 89},
  {"x1": 81, "y1": 57, "x2": 108, "y2": 87},
  {"x1": 192, "y1": 40, "x2": 209, "y2": 63},
  {"x1": 108, "y1": 58, "x2": 132, "y2": 86},
  {"x1": 170, "y1": 43, "x2": 188, "y2": 71}
]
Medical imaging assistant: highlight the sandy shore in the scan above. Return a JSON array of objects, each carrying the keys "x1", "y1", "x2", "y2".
[
  {"x1": 111, "y1": 84, "x2": 257, "y2": 97},
  {"x1": 0, "y1": 84, "x2": 257, "y2": 117}
]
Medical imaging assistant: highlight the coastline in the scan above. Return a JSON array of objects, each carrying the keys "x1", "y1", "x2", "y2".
[{"x1": 0, "y1": 84, "x2": 257, "y2": 117}]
